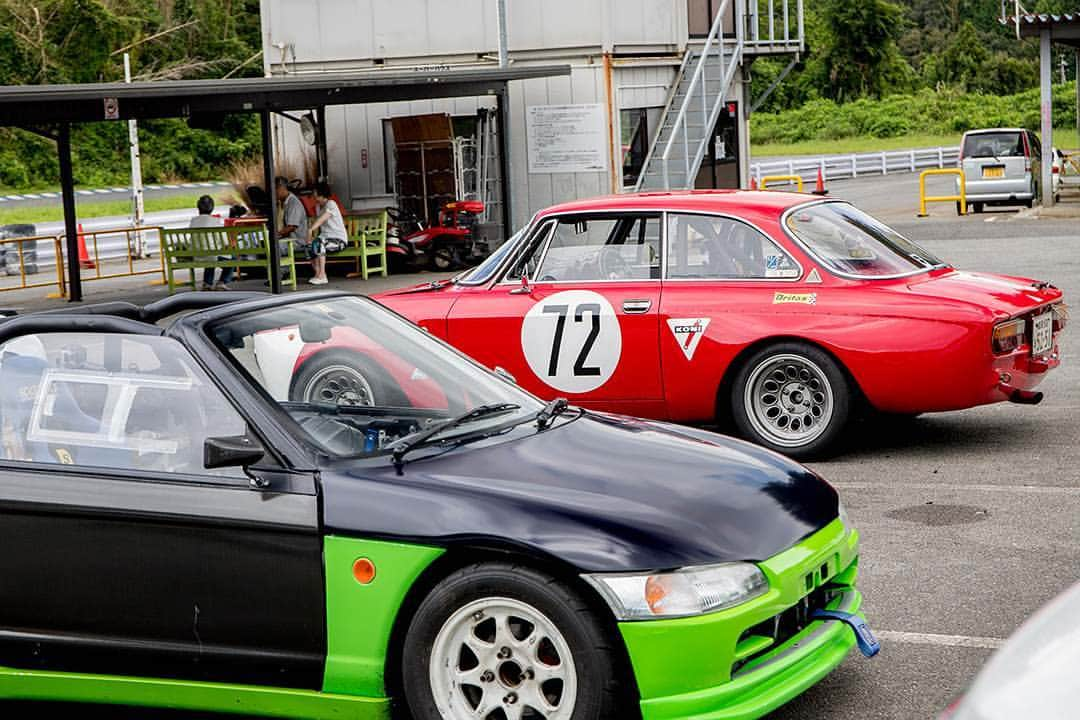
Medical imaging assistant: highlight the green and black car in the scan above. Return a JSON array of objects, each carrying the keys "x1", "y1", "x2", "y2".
[{"x1": 0, "y1": 292, "x2": 874, "y2": 720}]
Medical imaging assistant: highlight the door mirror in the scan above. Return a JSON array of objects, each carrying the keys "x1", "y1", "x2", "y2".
[
  {"x1": 204, "y1": 434, "x2": 265, "y2": 470},
  {"x1": 299, "y1": 318, "x2": 333, "y2": 344},
  {"x1": 510, "y1": 272, "x2": 532, "y2": 295}
]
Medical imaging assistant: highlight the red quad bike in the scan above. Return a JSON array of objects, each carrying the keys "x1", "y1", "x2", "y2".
[{"x1": 386, "y1": 200, "x2": 485, "y2": 272}]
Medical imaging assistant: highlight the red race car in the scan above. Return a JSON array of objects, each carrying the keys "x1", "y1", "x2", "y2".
[{"x1": 376, "y1": 191, "x2": 1066, "y2": 457}]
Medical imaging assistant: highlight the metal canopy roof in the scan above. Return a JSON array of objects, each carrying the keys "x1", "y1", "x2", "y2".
[
  {"x1": 1002, "y1": 12, "x2": 1080, "y2": 46},
  {"x1": 0, "y1": 65, "x2": 570, "y2": 125}
]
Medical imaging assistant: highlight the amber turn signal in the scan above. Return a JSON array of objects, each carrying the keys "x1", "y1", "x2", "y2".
[{"x1": 352, "y1": 557, "x2": 376, "y2": 585}]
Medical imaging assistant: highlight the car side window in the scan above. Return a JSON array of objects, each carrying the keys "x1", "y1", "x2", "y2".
[
  {"x1": 532, "y1": 214, "x2": 661, "y2": 282},
  {"x1": 0, "y1": 332, "x2": 247, "y2": 478},
  {"x1": 504, "y1": 221, "x2": 553, "y2": 283},
  {"x1": 667, "y1": 213, "x2": 799, "y2": 280}
]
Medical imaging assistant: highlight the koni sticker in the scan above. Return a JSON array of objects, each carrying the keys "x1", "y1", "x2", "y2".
[
  {"x1": 521, "y1": 290, "x2": 621, "y2": 393},
  {"x1": 773, "y1": 292, "x2": 817, "y2": 305},
  {"x1": 667, "y1": 318, "x2": 711, "y2": 361}
]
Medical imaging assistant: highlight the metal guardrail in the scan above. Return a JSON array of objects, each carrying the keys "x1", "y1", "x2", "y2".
[
  {"x1": 61, "y1": 225, "x2": 167, "y2": 284},
  {"x1": 750, "y1": 146, "x2": 961, "y2": 187},
  {"x1": 0, "y1": 234, "x2": 67, "y2": 298}
]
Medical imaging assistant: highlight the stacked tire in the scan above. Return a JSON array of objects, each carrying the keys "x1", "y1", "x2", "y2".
[{"x1": 0, "y1": 224, "x2": 38, "y2": 276}]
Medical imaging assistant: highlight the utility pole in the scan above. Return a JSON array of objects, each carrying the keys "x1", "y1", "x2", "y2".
[
  {"x1": 124, "y1": 52, "x2": 146, "y2": 257},
  {"x1": 1061, "y1": 54, "x2": 1068, "y2": 84}
]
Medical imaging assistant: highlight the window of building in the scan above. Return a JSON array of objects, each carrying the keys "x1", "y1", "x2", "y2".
[{"x1": 621, "y1": 108, "x2": 649, "y2": 187}]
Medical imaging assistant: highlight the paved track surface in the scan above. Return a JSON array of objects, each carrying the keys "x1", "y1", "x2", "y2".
[{"x1": 5, "y1": 172, "x2": 1080, "y2": 720}]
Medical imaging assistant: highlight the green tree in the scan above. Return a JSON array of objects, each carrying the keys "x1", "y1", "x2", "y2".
[{"x1": 817, "y1": 0, "x2": 914, "y2": 101}]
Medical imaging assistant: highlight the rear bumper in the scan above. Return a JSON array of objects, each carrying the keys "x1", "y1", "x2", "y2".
[
  {"x1": 963, "y1": 177, "x2": 1033, "y2": 203},
  {"x1": 621, "y1": 520, "x2": 864, "y2": 720}
]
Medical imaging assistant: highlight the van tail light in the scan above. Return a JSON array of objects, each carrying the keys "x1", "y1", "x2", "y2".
[
  {"x1": 992, "y1": 319, "x2": 1026, "y2": 354},
  {"x1": 1052, "y1": 165, "x2": 1060, "y2": 174},
  {"x1": 1025, "y1": 158, "x2": 1032, "y2": 172}
]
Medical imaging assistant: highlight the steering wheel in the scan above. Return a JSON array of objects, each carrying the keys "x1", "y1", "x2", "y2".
[{"x1": 598, "y1": 247, "x2": 630, "y2": 280}]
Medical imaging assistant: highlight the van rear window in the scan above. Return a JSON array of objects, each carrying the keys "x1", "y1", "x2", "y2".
[{"x1": 962, "y1": 132, "x2": 1024, "y2": 158}]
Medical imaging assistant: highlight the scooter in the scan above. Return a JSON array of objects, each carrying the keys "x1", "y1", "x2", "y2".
[{"x1": 386, "y1": 200, "x2": 486, "y2": 271}]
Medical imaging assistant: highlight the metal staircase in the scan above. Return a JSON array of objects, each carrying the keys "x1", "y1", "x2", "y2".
[{"x1": 635, "y1": 0, "x2": 804, "y2": 191}]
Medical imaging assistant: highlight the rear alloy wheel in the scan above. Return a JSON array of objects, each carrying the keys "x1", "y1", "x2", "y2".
[
  {"x1": 732, "y1": 342, "x2": 850, "y2": 459},
  {"x1": 403, "y1": 564, "x2": 621, "y2": 720}
]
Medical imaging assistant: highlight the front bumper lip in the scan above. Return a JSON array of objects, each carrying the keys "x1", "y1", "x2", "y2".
[{"x1": 639, "y1": 588, "x2": 863, "y2": 720}]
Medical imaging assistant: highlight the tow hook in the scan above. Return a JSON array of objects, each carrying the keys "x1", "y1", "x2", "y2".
[
  {"x1": 999, "y1": 383, "x2": 1044, "y2": 405},
  {"x1": 810, "y1": 609, "x2": 881, "y2": 657}
]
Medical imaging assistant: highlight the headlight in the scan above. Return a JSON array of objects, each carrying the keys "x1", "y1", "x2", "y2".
[{"x1": 583, "y1": 562, "x2": 768, "y2": 621}]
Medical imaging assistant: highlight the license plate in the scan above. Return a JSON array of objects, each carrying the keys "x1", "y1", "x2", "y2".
[
  {"x1": 982, "y1": 166, "x2": 1005, "y2": 179},
  {"x1": 1032, "y1": 312, "x2": 1053, "y2": 356}
]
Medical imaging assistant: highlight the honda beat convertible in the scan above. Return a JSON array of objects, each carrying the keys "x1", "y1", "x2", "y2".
[
  {"x1": 0, "y1": 292, "x2": 873, "y2": 720},
  {"x1": 377, "y1": 191, "x2": 1067, "y2": 458}
]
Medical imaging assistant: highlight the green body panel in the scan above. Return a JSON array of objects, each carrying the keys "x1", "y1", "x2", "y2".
[
  {"x1": 0, "y1": 668, "x2": 387, "y2": 719},
  {"x1": 322, "y1": 535, "x2": 444, "y2": 696},
  {"x1": 619, "y1": 520, "x2": 862, "y2": 720}
]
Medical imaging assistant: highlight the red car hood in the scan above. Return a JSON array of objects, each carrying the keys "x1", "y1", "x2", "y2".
[{"x1": 903, "y1": 270, "x2": 1062, "y2": 319}]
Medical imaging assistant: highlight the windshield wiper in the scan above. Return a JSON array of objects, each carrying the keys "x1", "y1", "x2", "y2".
[
  {"x1": 391, "y1": 403, "x2": 520, "y2": 467},
  {"x1": 535, "y1": 397, "x2": 569, "y2": 429}
]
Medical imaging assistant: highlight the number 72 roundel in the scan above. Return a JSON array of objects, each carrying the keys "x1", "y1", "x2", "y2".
[{"x1": 521, "y1": 290, "x2": 622, "y2": 394}]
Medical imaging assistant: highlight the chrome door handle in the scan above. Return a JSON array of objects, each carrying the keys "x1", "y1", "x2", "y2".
[{"x1": 622, "y1": 299, "x2": 652, "y2": 314}]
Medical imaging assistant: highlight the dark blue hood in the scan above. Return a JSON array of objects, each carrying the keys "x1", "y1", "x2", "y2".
[{"x1": 320, "y1": 412, "x2": 839, "y2": 573}]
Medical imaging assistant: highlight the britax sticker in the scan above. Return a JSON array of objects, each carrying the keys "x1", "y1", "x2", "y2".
[
  {"x1": 667, "y1": 318, "x2": 711, "y2": 361},
  {"x1": 773, "y1": 292, "x2": 817, "y2": 305}
]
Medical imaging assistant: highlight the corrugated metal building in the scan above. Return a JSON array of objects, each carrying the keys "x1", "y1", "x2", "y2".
[{"x1": 260, "y1": 0, "x2": 803, "y2": 238}]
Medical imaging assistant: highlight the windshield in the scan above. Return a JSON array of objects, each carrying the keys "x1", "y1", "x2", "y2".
[
  {"x1": 784, "y1": 202, "x2": 943, "y2": 278},
  {"x1": 962, "y1": 131, "x2": 1024, "y2": 158},
  {"x1": 208, "y1": 296, "x2": 542, "y2": 457},
  {"x1": 456, "y1": 225, "x2": 527, "y2": 285}
]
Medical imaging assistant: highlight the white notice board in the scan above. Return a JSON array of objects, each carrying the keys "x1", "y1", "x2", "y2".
[{"x1": 526, "y1": 104, "x2": 609, "y2": 174}]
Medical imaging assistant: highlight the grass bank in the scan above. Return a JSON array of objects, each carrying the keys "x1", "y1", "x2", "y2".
[{"x1": 0, "y1": 192, "x2": 215, "y2": 227}]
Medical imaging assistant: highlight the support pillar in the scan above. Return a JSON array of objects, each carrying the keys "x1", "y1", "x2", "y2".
[
  {"x1": 495, "y1": 84, "x2": 513, "y2": 244},
  {"x1": 1040, "y1": 29, "x2": 1053, "y2": 207},
  {"x1": 261, "y1": 110, "x2": 282, "y2": 294},
  {"x1": 58, "y1": 123, "x2": 82, "y2": 302}
]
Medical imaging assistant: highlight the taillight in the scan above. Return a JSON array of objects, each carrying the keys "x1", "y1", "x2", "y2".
[
  {"x1": 1052, "y1": 165, "x2": 1060, "y2": 174},
  {"x1": 992, "y1": 319, "x2": 1026, "y2": 354},
  {"x1": 1053, "y1": 303, "x2": 1069, "y2": 332}
]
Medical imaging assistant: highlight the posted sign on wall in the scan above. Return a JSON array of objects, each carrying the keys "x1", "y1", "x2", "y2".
[{"x1": 526, "y1": 104, "x2": 609, "y2": 174}]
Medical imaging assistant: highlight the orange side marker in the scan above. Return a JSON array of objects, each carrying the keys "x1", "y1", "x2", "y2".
[{"x1": 352, "y1": 557, "x2": 377, "y2": 585}]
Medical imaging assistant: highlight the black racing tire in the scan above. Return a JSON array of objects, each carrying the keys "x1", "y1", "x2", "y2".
[
  {"x1": 955, "y1": 201, "x2": 964, "y2": 216},
  {"x1": 402, "y1": 563, "x2": 623, "y2": 720},
  {"x1": 289, "y1": 348, "x2": 408, "y2": 407},
  {"x1": 730, "y1": 341, "x2": 851, "y2": 460},
  {"x1": 972, "y1": 202, "x2": 984, "y2": 214}
]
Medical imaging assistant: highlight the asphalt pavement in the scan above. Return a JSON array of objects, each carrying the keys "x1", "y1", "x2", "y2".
[{"x1": 4, "y1": 172, "x2": 1080, "y2": 719}]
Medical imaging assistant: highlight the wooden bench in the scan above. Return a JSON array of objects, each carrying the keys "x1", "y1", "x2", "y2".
[
  {"x1": 160, "y1": 224, "x2": 297, "y2": 294},
  {"x1": 297, "y1": 210, "x2": 387, "y2": 279}
]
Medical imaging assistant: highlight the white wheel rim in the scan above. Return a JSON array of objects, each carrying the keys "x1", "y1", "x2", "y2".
[
  {"x1": 744, "y1": 353, "x2": 834, "y2": 448},
  {"x1": 429, "y1": 597, "x2": 578, "y2": 720},
  {"x1": 303, "y1": 364, "x2": 375, "y2": 407}
]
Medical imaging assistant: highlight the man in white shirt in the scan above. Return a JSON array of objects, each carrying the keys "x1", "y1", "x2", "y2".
[
  {"x1": 188, "y1": 195, "x2": 232, "y2": 290},
  {"x1": 306, "y1": 181, "x2": 346, "y2": 285}
]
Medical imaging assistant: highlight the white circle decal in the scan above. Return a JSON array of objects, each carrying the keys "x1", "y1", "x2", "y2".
[{"x1": 521, "y1": 290, "x2": 621, "y2": 394}]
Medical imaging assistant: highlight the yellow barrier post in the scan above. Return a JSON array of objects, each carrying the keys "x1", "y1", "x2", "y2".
[
  {"x1": 760, "y1": 175, "x2": 805, "y2": 192},
  {"x1": 918, "y1": 168, "x2": 966, "y2": 217}
]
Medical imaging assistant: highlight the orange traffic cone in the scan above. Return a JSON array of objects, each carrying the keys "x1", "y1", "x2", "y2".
[
  {"x1": 749, "y1": 176, "x2": 758, "y2": 190},
  {"x1": 812, "y1": 167, "x2": 828, "y2": 195},
  {"x1": 77, "y1": 223, "x2": 95, "y2": 269}
]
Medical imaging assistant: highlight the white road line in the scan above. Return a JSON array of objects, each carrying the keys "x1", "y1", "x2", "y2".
[
  {"x1": 877, "y1": 630, "x2": 1004, "y2": 650},
  {"x1": 832, "y1": 481, "x2": 1080, "y2": 496}
]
